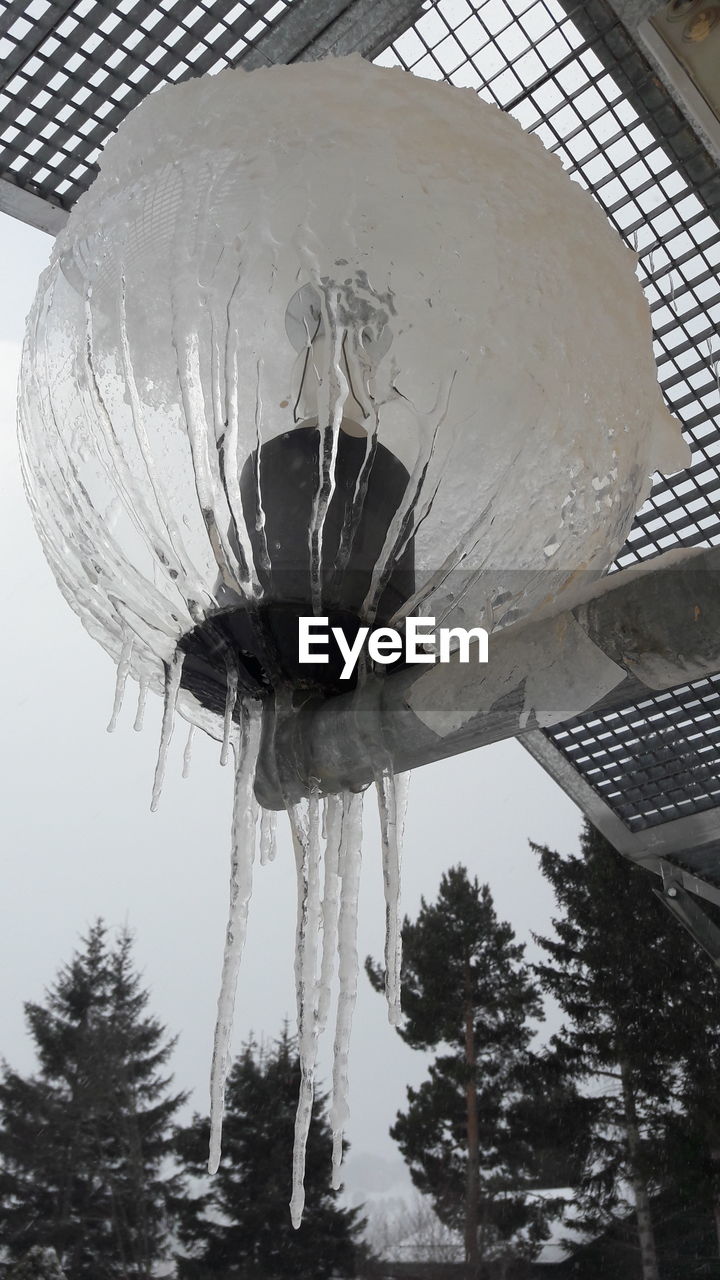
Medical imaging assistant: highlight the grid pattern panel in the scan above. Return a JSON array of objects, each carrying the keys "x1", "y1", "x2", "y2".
[
  {"x1": 377, "y1": 0, "x2": 720, "y2": 568},
  {"x1": 0, "y1": 0, "x2": 295, "y2": 210},
  {"x1": 378, "y1": 0, "x2": 720, "y2": 835},
  {"x1": 550, "y1": 677, "x2": 720, "y2": 831}
]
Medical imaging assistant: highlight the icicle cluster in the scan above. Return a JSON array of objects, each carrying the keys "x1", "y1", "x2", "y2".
[{"x1": 111, "y1": 652, "x2": 409, "y2": 1227}]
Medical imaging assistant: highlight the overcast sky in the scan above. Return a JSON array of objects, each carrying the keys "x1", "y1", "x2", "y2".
[{"x1": 0, "y1": 207, "x2": 585, "y2": 1193}]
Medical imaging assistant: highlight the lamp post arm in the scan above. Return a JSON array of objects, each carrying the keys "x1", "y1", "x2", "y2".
[{"x1": 254, "y1": 547, "x2": 720, "y2": 807}]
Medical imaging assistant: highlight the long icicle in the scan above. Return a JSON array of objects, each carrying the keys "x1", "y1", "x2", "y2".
[
  {"x1": 133, "y1": 676, "x2": 149, "y2": 732},
  {"x1": 208, "y1": 702, "x2": 262, "y2": 1174},
  {"x1": 376, "y1": 769, "x2": 410, "y2": 1026},
  {"x1": 107, "y1": 631, "x2": 134, "y2": 733},
  {"x1": 220, "y1": 658, "x2": 238, "y2": 767},
  {"x1": 318, "y1": 794, "x2": 344, "y2": 1034},
  {"x1": 288, "y1": 788, "x2": 323, "y2": 1228},
  {"x1": 150, "y1": 651, "x2": 185, "y2": 812},
  {"x1": 331, "y1": 790, "x2": 364, "y2": 1186},
  {"x1": 182, "y1": 724, "x2": 195, "y2": 779},
  {"x1": 259, "y1": 808, "x2": 278, "y2": 866}
]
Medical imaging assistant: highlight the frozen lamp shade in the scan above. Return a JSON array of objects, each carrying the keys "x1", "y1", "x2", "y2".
[{"x1": 17, "y1": 55, "x2": 689, "y2": 735}]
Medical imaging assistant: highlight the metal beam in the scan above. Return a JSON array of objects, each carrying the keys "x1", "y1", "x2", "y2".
[
  {"x1": 238, "y1": 0, "x2": 424, "y2": 69},
  {"x1": 0, "y1": 179, "x2": 67, "y2": 236},
  {"x1": 655, "y1": 861, "x2": 720, "y2": 965},
  {"x1": 254, "y1": 548, "x2": 720, "y2": 807}
]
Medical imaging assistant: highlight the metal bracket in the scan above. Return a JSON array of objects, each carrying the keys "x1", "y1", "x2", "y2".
[{"x1": 654, "y1": 859, "x2": 720, "y2": 967}]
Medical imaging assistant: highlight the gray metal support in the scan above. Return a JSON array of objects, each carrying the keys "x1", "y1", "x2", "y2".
[
  {"x1": 238, "y1": 0, "x2": 424, "y2": 69},
  {"x1": 655, "y1": 861, "x2": 720, "y2": 966},
  {"x1": 254, "y1": 547, "x2": 720, "y2": 807},
  {"x1": 0, "y1": 180, "x2": 67, "y2": 236}
]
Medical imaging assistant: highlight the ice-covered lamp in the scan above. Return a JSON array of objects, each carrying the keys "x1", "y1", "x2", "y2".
[{"x1": 18, "y1": 55, "x2": 687, "y2": 738}]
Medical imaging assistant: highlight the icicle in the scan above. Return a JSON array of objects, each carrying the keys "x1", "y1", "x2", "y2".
[
  {"x1": 330, "y1": 790, "x2": 364, "y2": 1187},
  {"x1": 259, "y1": 808, "x2": 277, "y2": 865},
  {"x1": 220, "y1": 660, "x2": 238, "y2": 767},
  {"x1": 287, "y1": 788, "x2": 323, "y2": 1228},
  {"x1": 308, "y1": 287, "x2": 346, "y2": 616},
  {"x1": 133, "y1": 677, "x2": 149, "y2": 732},
  {"x1": 252, "y1": 356, "x2": 272, "y2": 579},
  {"x1": 106, "y1": 631, "x2": 134, "y2": 732},
  {"x1": 182, "y1": 724, "x2": 195, "y2": 779},
  {"x1": 318, "y1": 794, "x2": 344, "y2": 1034},
  {"x1": 375, "y1": 769, "x2": 410, "y2": 1026},
  {"x1": 362, "y1": 370, "x2": 458, "y2": 624},
  {"x1": 208, "y1": 702, "x2": 262, "y2": 1174},
  {"x1": 150, "y1": 650, "x2": 185, "y2": 812}
]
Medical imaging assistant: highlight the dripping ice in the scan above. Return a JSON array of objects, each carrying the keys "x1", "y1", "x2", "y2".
[{"x1": 130, "y1": 273, "x2": 417, "y2": 1226}]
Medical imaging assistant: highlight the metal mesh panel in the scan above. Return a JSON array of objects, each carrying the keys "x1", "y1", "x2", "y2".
[
  {"x1": 549, "y1": 676, "x2": 720, "y2": 831},
  {"x1": 377, "y1": 0, "x2": 720, "y2": 567},
  {"x1": 0, "y1": 0, "x2": 296, "y2": 211},
  {"x1": 378, "y1": 0, "x2": 720, "y2": 836}
]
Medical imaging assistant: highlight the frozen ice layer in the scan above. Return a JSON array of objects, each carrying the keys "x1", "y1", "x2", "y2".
[{"x1": 18, "y1": 55, "x2": 688, "y2": 731}]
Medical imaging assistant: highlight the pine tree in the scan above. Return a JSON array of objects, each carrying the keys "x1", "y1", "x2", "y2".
[
  {"x1": 0, "y1": 921, "x2": 186, "y2": 1278},
  {"x1": 533, "y1": 820, "x2": 720, "y2": 1279},
  {"x1": 7, "y1": 1247, "x2": 67, "y2": 1280},
  {"x1": 174, "y1": 1028, "x2": 365, "y2": 1279},
  {"x1": 366, "y1": 866, "x2": 562, "y2": 1274},
  {"x1": 663, "y1": 980, "x2": 720, "y2": 1258}
]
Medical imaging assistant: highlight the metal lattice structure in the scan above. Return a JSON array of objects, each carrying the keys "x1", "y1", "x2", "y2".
[
  {"x1": 2, "y1": 0, "x2": 720, "y2": 901},
  {"x1": 0, "y1": 0, "x2": 425, "y2": 230},
  {"x1": 0, "y1": 0, "x2": 297, "y2": 218}
]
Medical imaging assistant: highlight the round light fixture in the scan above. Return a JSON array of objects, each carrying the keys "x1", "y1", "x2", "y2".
[{"x1": 19, "y1": 55, "x2": 687, "y2": 742}]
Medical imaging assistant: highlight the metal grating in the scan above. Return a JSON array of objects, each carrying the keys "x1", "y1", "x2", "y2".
[
  {"x1": 377, "y1": 0, "x2": 720, "y2": 569},
  {"x1": 548, "y1": 675, "x2": 720, "y2": 832},
  {"x1": 0, "y1": 0, "x2": 296, "y2": 213},
  {"x1": 377, "y1": 0, "x2": 720, "y2": 845}
]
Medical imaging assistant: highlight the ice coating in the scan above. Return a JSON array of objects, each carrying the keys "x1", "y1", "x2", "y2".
[
  {"x1": 18, "y1": 56, "x2": 688, "y2": 732},
  {"x1": 133, "y1": 677, "x2": 149, "y2": 732},
  {"x1": 208, "y1": 703, "x2": 262, "y2": 1174},
  {"x1": 259, "y1": 807, "x2": 277, "y2": 866},
  {"x1": 219, "y1": 662, "x2": 238, "y2": 768},
  {"x1": 107, "y1": 630, "x2": 134, "y2": 733},
  {"x1": 182, "y1": 724, "x2": 195, "y2": 779},
  {"x1": 287, "y1": 790, "x2": 323, "y2": 1228},
  {"x1": 318, "y1": 795, "x2": 344, "y2": 1034},
  {"x1": 376, "y1": 770, "x2": 410, "y2": 1026},
  {"x1": 150, "y1": 651, "x2": 184, "y2": 812},
  {"x1": 330, "y1": 791, "x2": 364, "y2": 1187}
]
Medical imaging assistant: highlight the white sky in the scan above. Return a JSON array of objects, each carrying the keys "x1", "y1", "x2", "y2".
[{"x1": 0, "y1": 207, "x2": 584, "y2": 1192}]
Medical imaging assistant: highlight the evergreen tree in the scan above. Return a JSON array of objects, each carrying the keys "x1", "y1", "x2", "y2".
[
  {"x1": 366, "y1": 866, "x2": 562, "y2": 1274},
  {"x1": 533, "y1": 820, "x2": 720, "y2": 1280},
  {"x1": 0, "y1": 921, "x2": 186, "y2": 1278},
  {"x1": 174, "y1": 1028, "x2": 365, "y2": 1279},
  {"x1": 7, "y1": 1247, "x2": 67, "y2": 1280},
  {"x1": 663, "y1": 990, "x2": 720, "y2": 1258}
]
